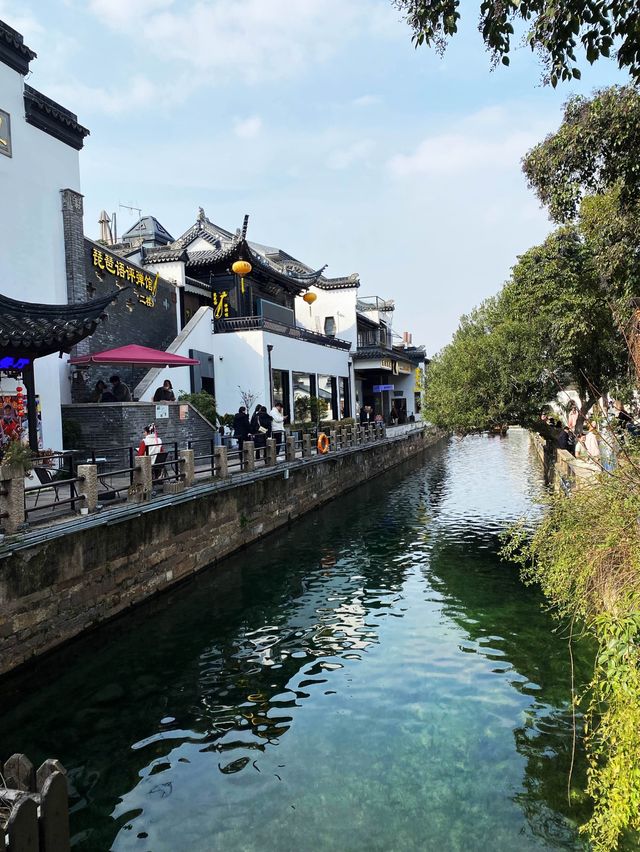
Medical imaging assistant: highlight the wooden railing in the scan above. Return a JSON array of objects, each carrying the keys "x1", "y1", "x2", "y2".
[
  {"x1": 213, "y1": 316, "x2": 352, "y2": 350},
  {"x1": 1, "y1": 754, "x2": 70, "y2": 851}
]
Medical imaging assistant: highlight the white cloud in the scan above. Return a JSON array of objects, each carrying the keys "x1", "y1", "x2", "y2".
[
  {"x1": 0, "y1": 0, "x2": 43, "y2": 42},
  {"x1": 85, "y1": 0, "x2": 390, "y2": 83},
  {"x1": 327, "y1": 139, "x2": 375, "y2": 170},
  {"x1": 46, "y1": 75, "x2": 159, "y2": 116},
  {"x1": 388, "y1": 106, "x2": 551, "y2": 177},
  {"x1": 87, "y1": 0, "x2": 173, "y2": 28},
  {"x1": 234, "y1": 115, "x2": 263, "y2": 139},
  {"x1": 352, "y1": 94, "x2": 380, "y2": 107}
]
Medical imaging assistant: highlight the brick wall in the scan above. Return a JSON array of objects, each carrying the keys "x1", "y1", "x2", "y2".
[
  {"x1": 70, "y1": 240, "x2": 179, "y2": 403},
  {"x1": 61, "y1": 402, "x2": 218, "y2": 453},
  {"x1": 0, "y1": 430, "x2": 444, "y2": 678}
]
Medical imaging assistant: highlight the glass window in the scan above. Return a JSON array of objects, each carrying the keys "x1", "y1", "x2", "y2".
[
  {"x1": 318, "y1": 375, "x2": 338, "y2": 420},
  {"x1": 293, "y1": 372, "x2": 312, "y2": 422},
  {"x1": 339, "y1": 377, "x2": 350, "y2": 418}
]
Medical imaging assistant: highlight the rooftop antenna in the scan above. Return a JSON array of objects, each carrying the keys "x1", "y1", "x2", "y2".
[{"x1": 119, "y1": 202, "x2": 142, "y2": 219}]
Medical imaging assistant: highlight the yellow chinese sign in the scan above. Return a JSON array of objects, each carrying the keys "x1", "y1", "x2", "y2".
[
  {"x1": 91, "y1": 247, "x2": 159, "y2": 308},
  {"x1": 414, "y1": 367, "x2": 424, "y2": 392},
  {"x1": 213, "y1": 291, "x2": 229, "y2": 319}
]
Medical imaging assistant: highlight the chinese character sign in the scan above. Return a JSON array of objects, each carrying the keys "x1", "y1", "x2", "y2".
[
  {"x1": 213, "y1": 291, "x2": 229, "y2": 319},
  {"x1": 91, "y1": 247, "x2": 159, "y2": 308}
]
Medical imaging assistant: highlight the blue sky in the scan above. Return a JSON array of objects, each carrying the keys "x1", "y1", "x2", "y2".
[{"x1": 1, "y1": 0, "x2": 628, "y2": 353}]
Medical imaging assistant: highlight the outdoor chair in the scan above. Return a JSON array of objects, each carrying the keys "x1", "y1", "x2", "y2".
[
  {"x1": 32, "y1": 465, "x2": 77, "y2": 508},
  {"x1": 32, "y1": 466, "x2": 59, "y2": 507},
  {"x1": 151, "y1": 451, "x2": 168, "y2": 483}
]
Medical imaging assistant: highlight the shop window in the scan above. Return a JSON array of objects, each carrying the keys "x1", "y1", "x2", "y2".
[{"x1": 293, "y1": 371, "x2": 312, "y2": 421}]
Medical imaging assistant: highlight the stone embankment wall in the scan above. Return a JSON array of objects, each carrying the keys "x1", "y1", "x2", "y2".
[
  {"x1": 529, "y1": 431, "x2": 597, "y2": 490},
  {"x1": 0, "y1": 429, "x2": 443, "y2": 678}
]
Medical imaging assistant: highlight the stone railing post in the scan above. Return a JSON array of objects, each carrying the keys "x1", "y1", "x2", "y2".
[
  {"x1": 285, "y1": 435, "x2": 296, "y2": 462},
  {"x1": 302, "y1": 433, "x2": 312, "y2": 458},
  {"x1": 129, "y1": 456, "x2": 152, "y2": 502},
  {"x1": 0, "y1": 463, "x2": 25, "y2": 533},
  {"x1": 243, "y1": 440, "x2": 255, "y2": 472},
  {"x1": 265, "y1": 438, "x2": 277, "y2": 466},
  {"x1": 329, "y1": 430, "x2": 337, "y2": 452},
  {"x1": 214, "y1": 446, "x2": 228, "y2": 478},
  {"x1": 181, "y1": 449, "x2": 195, "y2": 486},
  {"x1": 76, "y1": 464, "x2": 98, "y2": 511},
  {"x1": 359, "y1": 425, "x2": 366, "y2": 445}
]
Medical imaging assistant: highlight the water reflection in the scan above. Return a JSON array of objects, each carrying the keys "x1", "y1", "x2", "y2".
[{"x1": 0, "y1": 432, "x2": 615, "y2": 851}]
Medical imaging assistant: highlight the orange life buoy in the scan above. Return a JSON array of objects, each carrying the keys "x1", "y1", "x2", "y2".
[{"x1": 317, "y1": 432, "x2": 330, "y2": 454}]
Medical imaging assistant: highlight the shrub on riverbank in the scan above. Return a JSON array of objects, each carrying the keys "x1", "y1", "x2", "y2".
[{"x1": 504, "y1": 468, "x2": 640, "y2": 851}]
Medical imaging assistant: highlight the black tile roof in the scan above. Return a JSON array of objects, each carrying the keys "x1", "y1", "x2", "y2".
[
  {"x1": 0, "y1": 19, "x2": 36, "y2": 75},
  {"x1": 0, "y1": 291, "x2": 115, "y2": 357},
  {"x1": 23, "y1": 85, "x2": 90, "y2": 150}
]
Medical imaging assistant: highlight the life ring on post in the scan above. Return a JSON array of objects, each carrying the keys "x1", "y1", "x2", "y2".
[{"x1": 317, "y1": 432, "x2": 330, "y2": 454}]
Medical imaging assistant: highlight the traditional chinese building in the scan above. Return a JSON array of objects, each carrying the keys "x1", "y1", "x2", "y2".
[
  {"x1": 116, "y1": 209, "x2": 358, "y2": 420},
  {"x1": 0, "y1": 18, "x2": 90, "y2": 447}
]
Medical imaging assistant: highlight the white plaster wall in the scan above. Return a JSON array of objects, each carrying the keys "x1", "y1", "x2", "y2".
[
  {"x1": 295, "y1": 286, "x2": 358, "y2": 349},
  {"x1": 0, "y1": 63, "x2": 82, "y2": 449},
  {"x1": 137, "y1": 306, "x2": 355, "y2": 419},
  {"x1": 393, "y1": 371, "x2": 418, "y2": 417}
]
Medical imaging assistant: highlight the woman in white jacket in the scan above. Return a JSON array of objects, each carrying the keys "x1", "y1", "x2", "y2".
[{"x1": 137, "y1": 423, "x2": 163, "y2": 460}]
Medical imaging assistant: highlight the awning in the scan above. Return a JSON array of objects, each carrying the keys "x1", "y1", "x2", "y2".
[{"x1": 69, "y1": 343, "x2": 199, "y2": 367}]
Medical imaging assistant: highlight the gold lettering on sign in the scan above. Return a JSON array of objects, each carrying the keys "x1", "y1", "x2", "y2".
[
  {"x1": 91, "y1": 246, "x2": 158, "y2": 308},
  {"x1": 213, "y1": 291, "x2": 229, "y2": 319}
]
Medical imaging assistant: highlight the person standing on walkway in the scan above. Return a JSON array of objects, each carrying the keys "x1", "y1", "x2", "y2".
[
  {"x1": 233, "y1": 406, "x2": 250, "y2": 454},
  {"x1": 250, "y1": 405, "x2": 271, "y2": 460},
  {"x1": 269, "y1": 401, "x2": 286, "y2": 455},
  {"x1": 584, "y1": 422, "x2": 601, "y2": 467}
]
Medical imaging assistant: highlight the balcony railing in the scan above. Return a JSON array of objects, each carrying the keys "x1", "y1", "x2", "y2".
[{"x1": 214, "y1": 316, "x2": 352, "y2": 351}]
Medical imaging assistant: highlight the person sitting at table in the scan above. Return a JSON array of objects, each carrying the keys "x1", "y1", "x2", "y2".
[
  {"x1": 110, "y1": 374, "x2": 131, "y2": 402},
  {"x1": 152, "y1": 379, "x2": 176, "y2": 402},
  {"x1": 137, "y1": 423, "x2": 163, "y2": 459},
  {"x1": 90, "y1": 379, "x2": 107, "y2": 402}
]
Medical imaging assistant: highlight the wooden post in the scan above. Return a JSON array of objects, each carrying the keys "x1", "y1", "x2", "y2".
[
  {"x1": 39, "y1": 770, "x2": 70, "y2": 852},
  {"x1": 265, "y1": 438, "x2": 277, "y2": 466},
  {"x1": 214, "y1": 446, "x2": 228, "y2": 478},
  {"x1": 21, "y1": 362, "x2": 39, "y2": 452},
  {"x1": 243, "y1": 440, "x2": 255, "y2": 472},
  {"x1": 76, "y1": 464, "x2": 97, "y2": 511},
  {"x1": 302, "y1": 433, "x2": 312, "y2": 458},
  {"x1": 180, "y1": 449, "x2": 195, "y2": 486},
  {"x1": 4, "y1": 754, "x2": 36, "y2": 791},
  {"x1": 129, "y1": 456, "x2": 151, "y2": 502},
  {"x1": 0, "y1": 463, "x2": 25, "y2": 534},
  {"x1": 6, "y1": 796, "x2": 39, "y2": 852}
]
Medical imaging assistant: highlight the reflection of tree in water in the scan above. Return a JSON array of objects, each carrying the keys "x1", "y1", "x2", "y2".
[
  {"x1": 0, "y1": 445, "x2": 447, "y2": 851},
  {"x1": 425, "y1": 530, "x2": 595, "y2": 848}
]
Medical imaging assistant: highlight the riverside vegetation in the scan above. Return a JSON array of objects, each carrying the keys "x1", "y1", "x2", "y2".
[{"x1": 424, "y1": 86, "x2": 640, "y2": 850}]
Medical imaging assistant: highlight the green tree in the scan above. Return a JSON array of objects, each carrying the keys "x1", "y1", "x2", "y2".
[
  {"x1": 425, "y1": 228, "x2": 626, "y2": 432},
  {"x1": 523, "y1": 87, "x2": 640, "y2": 221},
  {"x1": 523, "y1": 87, "x2": 640, "y2": 302},
  {"x1": 393, "y1": 2, "x2": 640, "y2": 86},
  {"x1": 177, "y1": 390, "x2": 218, "y2": 426}
]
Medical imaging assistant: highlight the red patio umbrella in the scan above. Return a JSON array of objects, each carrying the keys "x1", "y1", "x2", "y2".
[{"x1": 69, "y1": 344, "x2": 200, "y2": 367}]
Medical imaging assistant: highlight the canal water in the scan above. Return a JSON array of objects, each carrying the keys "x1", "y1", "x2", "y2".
[{"x1": 0, "y1": 430, "x2": 601, "y2": 851}]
